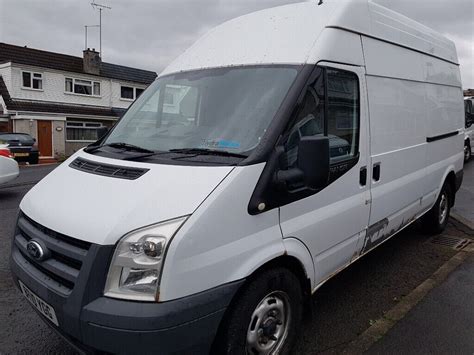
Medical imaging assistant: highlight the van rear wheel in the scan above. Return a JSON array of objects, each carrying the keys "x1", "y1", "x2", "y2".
[
  {"x1": 213, "y1": 268, "x2": 303, "y2": 355},
  {"x1": 422, "y1": 183, "x2": 452, "y2": 234}
]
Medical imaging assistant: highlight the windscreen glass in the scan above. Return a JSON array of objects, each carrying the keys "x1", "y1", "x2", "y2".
[
  {"x1": 0, "y1": 134, "x2": 34, "y2": 144},
  {"x1": 105, "y1": 66, "x2": 298, "y2": 154}
]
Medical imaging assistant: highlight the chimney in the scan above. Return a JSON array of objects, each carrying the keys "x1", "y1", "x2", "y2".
[{"x1": 83, "y1": 48, "x2": 101, "y2": 75}]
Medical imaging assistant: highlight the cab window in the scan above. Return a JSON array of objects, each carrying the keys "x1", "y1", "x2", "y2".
[{"x1": 283, "y1": 66, "x2": 360, "y2": 172}]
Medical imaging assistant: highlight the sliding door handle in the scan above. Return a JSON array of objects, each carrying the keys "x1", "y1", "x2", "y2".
[
  {"x1": 360, "y1": 166, "x2": 367, "y2": 186},
  {"x1": 373, "y1": 163, "x2": 381, "y2": 182}
]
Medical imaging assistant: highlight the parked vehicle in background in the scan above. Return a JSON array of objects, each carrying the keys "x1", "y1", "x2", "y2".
[
  {"x1": 0, "y1": 144, "x2": 19, "y2": 185},
  {"x1": 9, "y1": 1, "x2": 464, "y2": 354},
  {"x1": 465, "y1": 98, "x2": 474, "y2": 162},
  {"x1": 0, "y1": 133, "x2": 40, "y2": 164},
  {"x1": 0, "y1": 133, "x2": 39, "y2": 165}
]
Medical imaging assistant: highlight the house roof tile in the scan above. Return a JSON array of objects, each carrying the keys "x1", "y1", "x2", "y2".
[{"x1": 0, "y1": 42, "x2": 157, "y2": 85}]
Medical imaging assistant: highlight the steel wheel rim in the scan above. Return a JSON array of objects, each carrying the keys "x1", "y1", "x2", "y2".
[
  {"x1": 439, "y1": 192, "x2": 448, "y2": 225},
  {"x1": 465, "y1": 146, "x2": 470, "y2": 161},
  {"x1": 246, "y1": 291, "x2": 291, "y2": 355}
]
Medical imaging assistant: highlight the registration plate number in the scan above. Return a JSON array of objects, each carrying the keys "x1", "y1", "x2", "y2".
[
  {"x1": 19, "y1": 280, "x2": 59, "y2": 326},
  {"x1": 14, "y1": 153, "x2": 29, "y2": 157}
]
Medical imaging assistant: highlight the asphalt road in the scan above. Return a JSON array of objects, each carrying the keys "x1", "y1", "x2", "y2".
[{"x1": 0, "y1": 164, "x2": 471, "y2": 354}]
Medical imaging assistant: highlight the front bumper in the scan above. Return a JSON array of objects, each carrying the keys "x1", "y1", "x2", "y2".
[{"x1": 10, "y1": 213, "x2": 243, "y2": 354}]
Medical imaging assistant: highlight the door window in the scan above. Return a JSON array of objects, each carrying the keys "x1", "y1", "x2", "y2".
[
  {"x1": 283, "y1": 66, "x2": 360, "y2": 176},
  {"x1": 327, "y1": 69, "x2": 360, "y2": 163}
]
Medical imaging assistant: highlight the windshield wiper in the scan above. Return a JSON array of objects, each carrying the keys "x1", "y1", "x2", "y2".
[
  {"x1": 86, "y1": 142, "x2": 154, "y2": 154},
  {"x1": 169, "y1": 148, "x2": 248, "y2": 159}
]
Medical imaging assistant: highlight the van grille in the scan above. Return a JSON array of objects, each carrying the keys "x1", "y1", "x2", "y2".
[
  {"x1": 13, "y1": 213, "x2": 91, "y2": 295},
  {"x1": 69, "y1": 157, "x2": 149, "y2": 180}
]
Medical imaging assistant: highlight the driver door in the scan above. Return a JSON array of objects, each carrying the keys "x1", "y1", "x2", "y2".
[{"x1": 279, "y1": 63, "x2": 371, "y2": 287}]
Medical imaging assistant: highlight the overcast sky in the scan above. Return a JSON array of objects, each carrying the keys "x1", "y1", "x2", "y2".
[{"x1": 0, "y1": 0, "x2": 473, "y2": 87}]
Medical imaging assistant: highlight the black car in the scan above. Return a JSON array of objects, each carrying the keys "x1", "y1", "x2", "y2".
[{"x1": 0, "y1": 133, "x2": 39, "y2": 164}]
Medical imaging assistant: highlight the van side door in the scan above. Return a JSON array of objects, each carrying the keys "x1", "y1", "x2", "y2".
[
  {"x1": 362, "y1": 69, "x2": 429, "y2": 255},
  {"x1": 279, "y1": 63, "x2": 371, "y2": 287}
]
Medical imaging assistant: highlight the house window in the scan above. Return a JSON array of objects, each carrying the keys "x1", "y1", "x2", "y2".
[
  {"x1": 66, "y1": 121, "x2": 104, "y2": 141},
  {"x1": 65, "y1": 78, "x2": 101, "y2": 96},
  {"x1": 121, "y1": 86, "x2": 134, "y2": 100},
  {"x1": 22, "y1": 71, "x2": 43, "y2": 90},
  {"x1": 164, "y1": 91, "x2": 175, "y2": 105},
  {"x1": 136, "y1": 88, "x2": 144, "y2": 98},
  {"x1": 121, "y1": 86, "x2": 145, "y2": 100}
]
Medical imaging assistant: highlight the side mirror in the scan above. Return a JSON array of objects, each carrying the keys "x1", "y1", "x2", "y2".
[
  {"x1": 276, "y1": 136, "x2": 330, "y2": 189},
  {"x1": 97, "y1": 127, "x2": 109, "y2": 140}
]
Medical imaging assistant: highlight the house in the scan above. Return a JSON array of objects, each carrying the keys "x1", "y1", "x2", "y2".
[{"x1": 0, "y1": 42, "x2": 157, "y2": 160}]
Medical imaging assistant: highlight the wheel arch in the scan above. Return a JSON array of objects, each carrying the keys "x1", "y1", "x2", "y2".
[
  {"x1": 445, "y1": 170, "x2": 456, "y2": 207},
  {"x1": 432, "y1": 166, "x2": 457, "y2": 209},
  {"x1": 220, "y1": 243, "x2": 315, "y2": 331}
]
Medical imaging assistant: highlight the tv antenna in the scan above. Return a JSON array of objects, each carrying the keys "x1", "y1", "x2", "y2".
[
  {"x1": 90, "y1": 1, "x2": 112, "y2": 58},
  {"x1": 84, "y1": 24, "x2": 100, "y2": 51}
]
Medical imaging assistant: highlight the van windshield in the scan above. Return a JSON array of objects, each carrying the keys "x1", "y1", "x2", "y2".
[{"x1": 104, "y1": 66, "x2": 298, "y2": 156}]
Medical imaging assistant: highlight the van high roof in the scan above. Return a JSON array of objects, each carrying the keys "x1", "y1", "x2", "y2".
[{"x1": 161, "y1": 0, "x2": 458, "y2": 76}]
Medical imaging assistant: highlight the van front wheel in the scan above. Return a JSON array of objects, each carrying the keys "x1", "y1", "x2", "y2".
[
  {"x1": 422, "y1": 183, "x2": 452, "y2": 234},
  {"x1": 213, "y1": 268, "x2": 303, "y2": 355}
]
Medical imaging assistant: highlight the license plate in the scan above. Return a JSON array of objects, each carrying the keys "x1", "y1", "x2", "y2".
[
  {"x1": 19, "y1": 280, "x2": 59, "y2": 326},
  {"x1": 14, "y1": 153, "x2": 29, "y2": 157}
]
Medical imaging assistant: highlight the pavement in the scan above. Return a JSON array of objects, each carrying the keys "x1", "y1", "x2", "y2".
[
  {"x1": 362, "y1": 160, "x2": 474, "y2": 355},
  {"x1": 0, "y1": 163, "x2": 473, "y2": 354},
  {"x1": 366, "y1": 254, "x2": 474, "y2": 355}
]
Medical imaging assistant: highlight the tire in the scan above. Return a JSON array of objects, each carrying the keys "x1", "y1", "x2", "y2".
[
  {"x1": 465, "y1": 142, "x2": 472, "y2": 163},
  {"x1": 422, "y1": 182, "x2": 452, "y2": 234},
  {"x1": 29, "y1": 155, "x2": 39, "y2": 165},
  {"x1": 213, "y1": 268, "x2": 303, "y2": 355}
]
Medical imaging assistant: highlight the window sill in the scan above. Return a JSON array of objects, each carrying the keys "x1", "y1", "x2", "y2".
[
  {"x1": 21, "y1": 87, "x2": 44, "y2": 92},
  {"x1": 119, "y1": 98, "x2": 135, "y2": 102},
  {"x1": 64, "y1": 92, "x2": 101, "y2": 99}
]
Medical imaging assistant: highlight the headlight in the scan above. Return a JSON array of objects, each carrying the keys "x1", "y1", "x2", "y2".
[{"x1": 104, "y1": 216, "x2": 188, "y2": 301}]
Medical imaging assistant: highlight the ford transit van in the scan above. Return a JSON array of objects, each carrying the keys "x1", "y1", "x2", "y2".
[{"x1": 10, "y1": 1, "x2": 465, "y2": 353}]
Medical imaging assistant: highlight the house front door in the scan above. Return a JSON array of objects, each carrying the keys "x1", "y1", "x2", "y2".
[{"x1": 37, "y1": 120, "x2": 53, "y2": 157}]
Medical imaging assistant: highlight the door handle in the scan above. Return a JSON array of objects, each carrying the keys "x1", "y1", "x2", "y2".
[
  {"x1": 360, "y1": 166, "x2": 367, "y2": 186},
  {"x1": 373, "y1": 163, "x2": 381, "y2": 182}
]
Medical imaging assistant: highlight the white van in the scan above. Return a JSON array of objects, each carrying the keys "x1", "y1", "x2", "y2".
[
  {"x1": 465, "y1": 97, "x2": 474, "y2": 162},
  {"x1": 10, "y1": 1, "x2": 464, "y2": 354}
]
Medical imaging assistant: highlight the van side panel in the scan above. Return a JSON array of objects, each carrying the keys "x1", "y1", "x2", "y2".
[
  {"x1": 424, "y1": 84, "x2": 464, "y2": 208},
  {"x1": 365, "y1": 75, "x2": 427, "y2": 234},
  {"x1": 361, "y1": 37, "x2": 461, "y2": 86},
  {"x1": 361, "y1": 36, "x2": 463, "y2": 248},
  {"x1": 362, "y1": 35, "x2": 464, "y2": 210}
]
